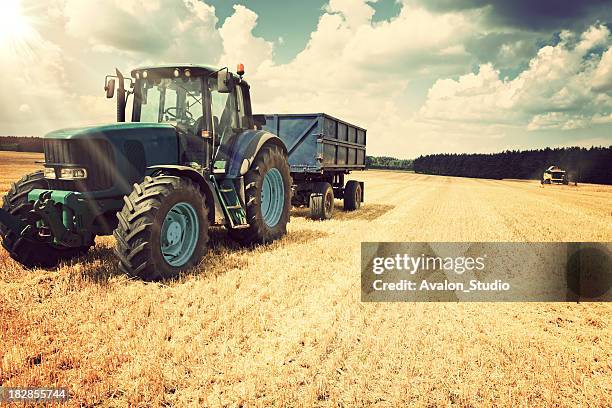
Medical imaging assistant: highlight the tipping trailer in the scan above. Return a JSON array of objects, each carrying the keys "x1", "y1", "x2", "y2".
[{"x1": 256, "y1": 113, "x2": 366, "y2": 220}]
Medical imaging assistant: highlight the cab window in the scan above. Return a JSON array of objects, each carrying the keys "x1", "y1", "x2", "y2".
[{"x1": 208, "y1": 78, "x2": 237, "y2": 144}]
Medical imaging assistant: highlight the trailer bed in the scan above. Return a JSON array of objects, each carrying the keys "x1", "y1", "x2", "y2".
[{"x1": 260, "y1": 113, "x2": 366, "y2": 173}]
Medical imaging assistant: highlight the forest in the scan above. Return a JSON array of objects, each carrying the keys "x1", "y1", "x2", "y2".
[
  {"x1": 413, "y1": 146, "x2": 612, "y2": 184},
  {"x1": 0, "y1": 136, "x2": 43, "y2": 152},
  {"x1": 366, "y1": 156, "x2": 413, "y2": 171}
]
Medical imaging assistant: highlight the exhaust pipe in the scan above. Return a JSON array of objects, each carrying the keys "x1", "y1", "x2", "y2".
[{"x1": 116, "y1": 68, "x2": 126, "y2": 122}]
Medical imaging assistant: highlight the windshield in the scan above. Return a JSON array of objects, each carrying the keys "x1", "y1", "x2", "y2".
[{"x1": 137, "y1": 77, "x2": 203, "y2": 126}]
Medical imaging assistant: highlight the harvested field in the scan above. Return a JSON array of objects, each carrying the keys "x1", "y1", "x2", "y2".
[{"x1": 0, "y1": 152, "x2": 610, "y2": 406}]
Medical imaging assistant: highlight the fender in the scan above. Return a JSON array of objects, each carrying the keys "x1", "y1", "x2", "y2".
[
  {"x1": 225, "y1": 130, "x2": 287, "y2": 178},
  {"x1": 147, "y1": 165, "x2": 223, "y2": 224}
]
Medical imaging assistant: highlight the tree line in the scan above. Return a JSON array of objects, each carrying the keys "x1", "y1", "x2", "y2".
[
  {"x1": 366, "y1": 156, "x2": 413, "y2": 171},
  {"x1": 0, "y1": 136, "x2": 43, "y2": 152},
  {"x1": 413, "y1": 146, "x2": 612, "y2": 184}
]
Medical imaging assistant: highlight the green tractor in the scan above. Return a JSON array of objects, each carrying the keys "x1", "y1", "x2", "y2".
[{"x1": 0, "y1": 64, "x2": 292, "y2": 280}]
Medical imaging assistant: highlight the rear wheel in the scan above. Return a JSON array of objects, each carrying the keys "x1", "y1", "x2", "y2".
[
  {"x1": 1, "y1": 171, "x2": 92, "y2": 268},
  {"x1": 114, "y1": 175, "x2": 209, "y2": 281},
  {"x1": 309, "y1": 182, "x2": 334, "y2": 220},
  {"x1": 343, "y1": 180, "x2": 362, "y2": 211},
  {"x1": 229, "y1": 145, "x2": 291, "y2": 245}
]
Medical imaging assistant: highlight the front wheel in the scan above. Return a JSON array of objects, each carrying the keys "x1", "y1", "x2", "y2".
[
  {"x1": 229, "y1": 145, "x2": 291, "y2": 245},
  {"x1": 114, "y1": 175, "x2": 209, "y2": 281}
]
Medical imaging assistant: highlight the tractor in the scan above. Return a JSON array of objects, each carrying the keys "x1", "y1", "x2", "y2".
[{"x1": 0, "y1": 64, "x2": 292, "y2": 280}]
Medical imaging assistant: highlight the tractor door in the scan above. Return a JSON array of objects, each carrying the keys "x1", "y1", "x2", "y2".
[{"x1": 208, "y1": 77, "x2": 239, "y2": 163}]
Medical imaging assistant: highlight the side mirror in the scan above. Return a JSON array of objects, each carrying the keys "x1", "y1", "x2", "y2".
[
  {"x1": 253, "y1": 114, "x2": 267, "y2": 129},
  {"x1": 217, "y1": 69, "x2": 232, "y2": 93},
  {"x1": 105, "y1": 78, "x2": 115, "y2": 99}
]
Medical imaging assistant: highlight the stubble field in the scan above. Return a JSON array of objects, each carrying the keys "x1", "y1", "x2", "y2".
[{"x1": 0, "y1": 151, "x2": 610, "y2": 407}]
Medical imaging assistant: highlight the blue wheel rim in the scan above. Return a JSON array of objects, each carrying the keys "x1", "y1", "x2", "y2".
[
  {"x1": 161, "y1": 202, "x2": 199, "y2": 267},
  {"x1": 260, "y1": 168, "x2": 284, "y2": 227}
]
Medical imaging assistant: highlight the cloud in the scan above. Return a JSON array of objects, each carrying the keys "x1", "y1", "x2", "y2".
[
  {"x1": 592, "y1": 48, "x2": 612, "y2": 93},
  {"x1": 64, "y1": 0, "x2": 222, "y2": 61},
  {"x1": 325, "y1": 0, "x2": 377, "y2": 28},
  {"x1": 217, "y1": 5, "x2": 274, "y2": 72},
  {"x1": 414, "y1": 0, "x2": 612, "y2": 30},
  {"x1": 249, "y1": 2, "x2": 478, "y2": 113},
  {"x1": 418, "y1": 24, "x2": 612, "y2": 132},
  {"x1": 2, "y1": 0, "x2": 611, "y2": 157}
]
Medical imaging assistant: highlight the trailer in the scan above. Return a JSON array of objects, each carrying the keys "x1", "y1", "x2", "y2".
[{"x1": 256, "y1": 113, "x2": 366, "y2": 220}]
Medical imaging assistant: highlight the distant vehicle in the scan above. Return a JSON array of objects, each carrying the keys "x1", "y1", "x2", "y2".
[{"x1": 541, "y1": 166, "x2": 569, "y2": 185}]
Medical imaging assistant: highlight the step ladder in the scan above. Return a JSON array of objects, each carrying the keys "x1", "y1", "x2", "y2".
[{"x1": 212, "y1": 177, "x2": 248, "y2": 229}]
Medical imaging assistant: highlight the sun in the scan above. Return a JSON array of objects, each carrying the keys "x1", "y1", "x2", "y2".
[{"x1": 0, "y1": 0, "x2": 33, "y2": 50}]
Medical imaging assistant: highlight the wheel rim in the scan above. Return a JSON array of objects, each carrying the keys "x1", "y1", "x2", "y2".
[
  {"x1": 260, "y1": 168, "x2": 284, "y2": 227},
  {"x1": 324, "y1": 190, "x2": 333, "y2": 215},
  {"x1": 161, "y1": 202, "x2": 199, "y2": 267}
]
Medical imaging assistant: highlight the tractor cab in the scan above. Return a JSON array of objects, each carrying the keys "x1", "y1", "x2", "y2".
[{"x1": 106, "y1": 64, "x2": 255, "y2": 172}]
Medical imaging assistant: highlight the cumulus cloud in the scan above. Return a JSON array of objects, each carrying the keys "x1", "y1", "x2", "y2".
[
  {"x1": 248, "y1": 2, "x2": 478, "y2": 121},
  {"x1": 414, "y1": 0, "x2": 612, "y2": 30},
  {"x1": 217, "y1": 5, "x2": 274, "y2": 72},
  {"x1": 592, "y1": 48, "x2": 612, "y2": 93},
  {"x1": 418, "y1": 24, "x2": 612, "y2": 132},
  {"x1": 64, "y1": 0, "x2": 221, "y2": 61}
]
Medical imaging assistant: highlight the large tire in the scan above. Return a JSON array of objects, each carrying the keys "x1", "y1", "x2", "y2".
[
  {"x1": 0, "y1": 171, "x2": 92, "y2": 268},
  {"x1": 229, "y1": 145, "x2": 291, "y2": 245},
  {"x1": 343, "y1": 180, "x2": 362, "y2": 211},
  {"x1": 114, "y1": 175, "x2": 209, "y2": 281},
  {"x1": 309, "y1": 182, "x2": 334, "y2": 220}
]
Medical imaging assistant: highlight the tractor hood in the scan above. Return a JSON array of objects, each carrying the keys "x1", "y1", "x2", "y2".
[
  {"x1": 42, "y1": 122, "x2": 181, "y2": 197},
  {"x1": 44, "y1": 122, "x2": 176, "y2": 140}
]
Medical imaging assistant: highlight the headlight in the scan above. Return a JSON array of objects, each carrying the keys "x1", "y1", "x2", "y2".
[
  {"x1": 45, "y1": 167, "x2": 87, "y2": 180},
  {"x1": 43, "y1": 167, "x2": 56, "y2": 179},
  {"x1": 59, "y1": 168, "x2": 88, "y2": 180}
]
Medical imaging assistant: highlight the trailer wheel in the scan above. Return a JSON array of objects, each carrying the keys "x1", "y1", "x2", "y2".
[
  {"x1": 343, "y1": 180, "x2": 362, "y2": 211},
  {"x1": 229, "y1": 145, "x2": 291, "y2": 245},
  {"x1": 309, "y1": 182, "x2": 334, "y2": 220},
  {"x1": 114, "y1": 175, "x2": 209, "y2": 281},
  {"x1": 0, "y1": 171, "x2": 92, "y2": 268}
]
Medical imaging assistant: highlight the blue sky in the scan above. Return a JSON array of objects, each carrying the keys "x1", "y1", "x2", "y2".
[{"x1": 0, "y1": 0, "x2": 611, "y2": 158}]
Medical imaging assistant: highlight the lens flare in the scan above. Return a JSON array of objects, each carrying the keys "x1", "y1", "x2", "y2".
[{"x1": 0, "y1": 0, "x2": 34, "y2": 54}]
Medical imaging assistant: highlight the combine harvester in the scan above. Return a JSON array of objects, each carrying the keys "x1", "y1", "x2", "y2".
[
  {"x1": 541, "y1": 165, "x2": 570, "y2": 185},
  {"x1": 0, "y1": 64, "x2": 365, "y2": 280}
]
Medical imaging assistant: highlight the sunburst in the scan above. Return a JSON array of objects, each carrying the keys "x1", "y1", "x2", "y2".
[{"x1": 0, "y1": 0, "x2": 36, "y2": 57}]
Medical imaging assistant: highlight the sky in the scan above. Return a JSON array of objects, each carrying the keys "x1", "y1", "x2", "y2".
[{"x1": 1, "y1": 0, "x2": 611, "y2": 158}]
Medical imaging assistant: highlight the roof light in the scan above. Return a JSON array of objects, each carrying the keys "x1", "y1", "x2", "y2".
[
  {"x1": 184, "y1": 69, "x2": 191, "y2": 78},
  {"x1": 142, "y1": 70, "x2": 148, "y2": 79},
  {"x1": 174, "y1": 69, "x2": 180, "y2": 77},
  {"x1": 237, "y1": 63, "x2": 245, "y2": 76},
  {"x1": 135, "y1": 72, "x2": 140, "y2": 79}
]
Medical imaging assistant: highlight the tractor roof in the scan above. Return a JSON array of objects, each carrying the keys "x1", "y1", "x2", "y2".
[{"x1": 131, "y1": 64, "x2": 222, "y2": 78}]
